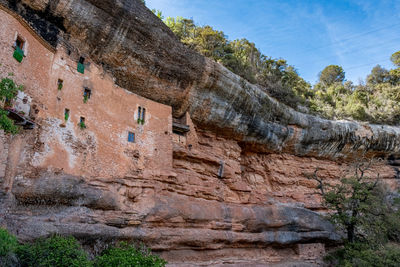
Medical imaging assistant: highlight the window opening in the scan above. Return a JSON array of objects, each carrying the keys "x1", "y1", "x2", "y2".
[
  {"x1": 83, "y1": 88, "x2": 91, "y2": 103},
  {"x1": 142, "y1": 108, "x2": 146, "y2": 123},
  {"x1": 64, "y1": 109, "x2": 70, "y2": 121},
  {"x1": 77, "y1": 57, "x2": 85, "y2": 74},
  {"x1": 13, "y1": 36, "x2": 25, "y2": 63},
  {"x1": 15, "y1": 36, "x2": 24, "y2": 50},
  {"x1": 137, "y1": 106, "x2": 145, "y2": 125},
  {"x1": 128, "y1": 132, "x2": 135, "y2": 143},
  {"x1": 79, "y1": 117, "x2": 86, "y2": 129},
  {"x1": 57, "y1": 79, "x2": 63, "y2": 90}
]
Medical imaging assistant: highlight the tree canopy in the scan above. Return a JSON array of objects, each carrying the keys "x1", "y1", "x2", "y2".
[{"x1": 318, "y1": 65, "x2": 345, "y2": 86}]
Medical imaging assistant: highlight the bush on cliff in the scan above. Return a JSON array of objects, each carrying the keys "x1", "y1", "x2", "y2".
[
  {"x1": 0, "y1": 75, "x2": 23, "y2": 134},
  {"x1": 94, "y1": 241, "x2": 166, "y2": 267},
  {"x1": 17, "y1": 235, "x2": 91, "y2": 267}
]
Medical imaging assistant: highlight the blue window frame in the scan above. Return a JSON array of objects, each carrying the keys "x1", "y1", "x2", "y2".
[{"x1": 128, "y1": 132, "x2": 135, "y2": 143}]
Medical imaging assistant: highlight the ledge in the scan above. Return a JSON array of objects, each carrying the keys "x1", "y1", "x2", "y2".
[{"x1": 6, "y1": 108, "x2": 35, "y2": 129}]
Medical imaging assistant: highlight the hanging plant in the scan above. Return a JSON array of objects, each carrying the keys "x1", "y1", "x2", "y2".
[{"x1": 78, "y1": 121, "x2": 86, "y2": 129}]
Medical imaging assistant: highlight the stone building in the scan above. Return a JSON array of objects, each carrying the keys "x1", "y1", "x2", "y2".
[{"x1": 0, "y1": 4, "x2": 182, "y2": 180}]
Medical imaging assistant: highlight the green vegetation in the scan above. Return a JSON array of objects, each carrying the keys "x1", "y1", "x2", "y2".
[
  {"x1": 162, "y1": 15, "x2": 311, "y2": 109},
  {"x1": 17, "y1": 235, "x2": 91, "y2": 267},
  {"x1": 158, "y1": 12, "x2": 400, "y2": 125},
  {"x1": 0, "y1": 231, "x2": 166, "y2": 267},
  {"x1": 94, "y1": 242, "x2": 166, "y2": 267},
  {"x1": 0, "y1": 228, "x2": 19, "y2": 266},
  {"x1": 309, "y1": 59, "x2": 400, "y2": 124},
  {"x1": 0, "y1": 75, "x2": 23, "y2": 134},
  {"x1": 307, "y1": 160, "x2": 400, "y2": 266},
  {"x1": 79, "y1": 121, "x2": 86, "y2": 129}
]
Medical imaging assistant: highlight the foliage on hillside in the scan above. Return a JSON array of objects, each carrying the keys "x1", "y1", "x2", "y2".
[
  {"x1": 310, "y1": 63, "x2": 400, "y2": 124},
  {"x1": 163, "y1": 16, "x2": 312, "y2": 109},
  {"x1": 158, "y1": 12, "x2": 400, "y2": 125}
]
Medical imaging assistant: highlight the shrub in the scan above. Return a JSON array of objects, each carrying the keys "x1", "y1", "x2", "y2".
[
  {"x1": 0, "y1": 76, "x2": 23, "y2": 134},
  {"x1": 94, "y1": 242, "x2": 166, "y2": 267},
  {"x1": 17, "y1": 235, "x2": 91, "y2": 267},
  {"x1": 0, "y1": 228, "x2": 19, "y2": 267},
  {"x1": 0, "y1": 109, "x2": 18, "y2": 134},
  {"x1": 326, "y1": 242, "x2": 400, "y2": 267}
]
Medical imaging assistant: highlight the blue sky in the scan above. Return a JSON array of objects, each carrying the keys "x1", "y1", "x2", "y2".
[{"x1": 145, "y1": 0, "x2": 400, "y2": 84}]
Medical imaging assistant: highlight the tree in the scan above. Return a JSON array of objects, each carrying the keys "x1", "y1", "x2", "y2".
[
  {"x1": 307, "y1": 159, "x2": 400, "y2": 244},
  {"x1": 191, "y1": 26, "x2": 228, "y2": 62},
  {"x1": 164, "y1": 17, "x2": 196, "y2": 41},
  {"x1": 307, "y1": 159, "x2": 400, "y2": 266},
  {"x1": 318, "y1": 65, "x2": 345, "y2": 87},
  {"x1": 367, "y1": 65, "x2": 389, "y2": 85},
  {"x1": 390, "y1": 51, "x2": 400, "y2": 67}
]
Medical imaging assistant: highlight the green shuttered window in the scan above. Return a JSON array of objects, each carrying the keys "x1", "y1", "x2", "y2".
[
  {"x1": 13, "y1": 46, "x2": 24, "y2": 63},
  {"x1": 77, "y1": 62, "x2": 85, "y2": 74}
]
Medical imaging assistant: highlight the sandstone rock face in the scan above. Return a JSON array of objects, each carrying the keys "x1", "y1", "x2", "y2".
[{"x1": 0, "y1": 1, "x2": 400, "y2": 266}]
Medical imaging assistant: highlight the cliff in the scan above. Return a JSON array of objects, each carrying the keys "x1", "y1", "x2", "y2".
[
  {"x1": 3, "y1": 0, "x2": 400, "y2": 158},
  {"x1": 1, "y1": 0, "x2": 400, "y2": 266}
]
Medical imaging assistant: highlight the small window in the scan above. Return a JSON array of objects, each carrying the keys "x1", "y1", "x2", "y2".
[
  {"x1": 15, "y1": 36, "x2": 24, "y2": 50},
  {"x1": 128, "y1": 132, "x2": 135, "y2": 143},
  {"x1": 142, "y1": 108, "x2": 146, "y2": 122},
  {"x1": 64, "y1": 109, "x2": 70, "y2": 121},
  {"x1": 77, "y1": 57, "x2": 85, "y2": 74},
  {"x1": 79, "y1": 117, "x2": 86, "y2": 129},
  {"x1": 57, "y1": 79, "x2": 63, "y2": 90},
  {"x1": 13, "y1": 36, "x2": 25, "y2": 63},
  {"x1": 137, "y1": 106, "x2": 146, "y2": 124},
  {"x1": 83, "y1": 88, "x2": 91, "y2": 103}
]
